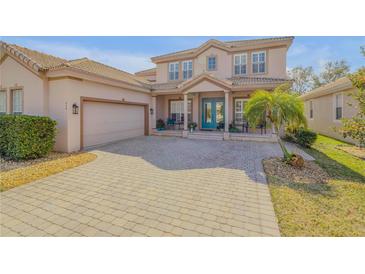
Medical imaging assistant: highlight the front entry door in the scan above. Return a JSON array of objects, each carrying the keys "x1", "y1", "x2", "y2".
[{"x1": 202, "y1": 98, "x2": 225, "y2": 129}]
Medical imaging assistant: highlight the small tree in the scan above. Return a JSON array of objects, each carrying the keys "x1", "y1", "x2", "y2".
[
  {"x1": 245, "y1": 86, "x2": 306, "y2": 161},
  {"x1": 339, "y1": 68, "x2": 365, "y2": 148}
]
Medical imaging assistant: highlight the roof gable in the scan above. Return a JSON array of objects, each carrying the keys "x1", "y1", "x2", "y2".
[{"x1": 151, "y1": 36, "x2": 294, "y2": 63}]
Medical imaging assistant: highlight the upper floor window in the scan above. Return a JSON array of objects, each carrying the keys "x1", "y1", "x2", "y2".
[
  {"x1": 182, "y1": 60, "x2": 193, "y2": 80},
  {"x1": 252, "y1": 51, "x2": 266, "y2": 73},
  {"x1": 207, "y1": 56, "x2": 216, "y2": 71},
  {"x1": 309, "y1": 100, "x2": 313, "y2": 119},
  {"x1": 0, "y1": 90, "x2": 6, "y2": 114},
  {"x1": 234, "y1": 53, "x2": 247, "y2": 75},
  {"x1": 169, "y1": 62, "x2": 179, "y2": 81},
  {"x1": 334, "y1": 93, "x2": 343, "y2": 120},
  {"x1": 12, "y1": 89, "x2": 23, "y2": 115}
]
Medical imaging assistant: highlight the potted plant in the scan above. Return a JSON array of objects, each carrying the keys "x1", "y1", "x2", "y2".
[
  {"x1": 156, "y1": 119, "x2": 165, "y2": 131},
  {"x1": 188, "y1": 122, "x2": 197, "y2": 132},
  {"x1": 217, "y1": 121, "x2": 225, "y2": 131}
]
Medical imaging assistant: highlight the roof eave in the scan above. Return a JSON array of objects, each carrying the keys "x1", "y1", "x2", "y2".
[{"x1": 47, "y1": 66, "x2": 152, "y2": 93}]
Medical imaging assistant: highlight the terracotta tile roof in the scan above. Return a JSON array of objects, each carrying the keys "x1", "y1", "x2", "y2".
[
  {"x1": 151, "y1": 81, "x2": 183, "y2": 90},
  {"x1": 225, "y1": 36, "x2": 294, "y2": 48},
  {"x1": 1, "y1": 42, "x2": 67, "y2": 70},
  {"x1": 151, "y1": 36, "x2": 294, "y2": 61},
  {"x1": 1, "y1": 41, "x2": 149, "y2": 88},
  {"x1": 299, "y1": 77, "x2": 353, "y2": 100},
  {"x1": 65, "y1": 58, "x2": 150, "y2": 86},
  {"x1": 228, "y1": 76, "x2": 290, "y2": 86},
  {"x1": 135, "y1": 67, "x2": 156, "y2": 76}
]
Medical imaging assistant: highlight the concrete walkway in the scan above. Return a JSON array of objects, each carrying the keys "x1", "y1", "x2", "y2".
[{"x1": 0, "y1": 136, "x2": 312, "y2": 236}]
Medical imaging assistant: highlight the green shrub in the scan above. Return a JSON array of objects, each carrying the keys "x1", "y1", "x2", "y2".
[
  {"x1": 293, "y1": 128, "x2": 317, "y2": 148},
  {"x1": 0, "y1": 115, "x2": 57, "y2": 160}
]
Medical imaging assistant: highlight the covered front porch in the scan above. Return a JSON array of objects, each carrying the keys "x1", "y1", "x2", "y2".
[{"x1": 150, "y1": 74, "x2": 273, "y2": 140}]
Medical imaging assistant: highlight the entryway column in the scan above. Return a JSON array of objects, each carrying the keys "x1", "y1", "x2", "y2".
[
  {"x1": 224, "y1": 90, "x2": 230, "y2": 140},
  {"x1": 183, "y1": 94, "x2": 188, "y2": 137},
  {"x1": 152, "y1": 96, "x2": 157, "y2": 129}
]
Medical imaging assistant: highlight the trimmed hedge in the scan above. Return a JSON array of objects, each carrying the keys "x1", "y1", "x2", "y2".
[
  {"x1": 0, "y1": 115, "x2": 57, "y2": 160},
  {"x1": 293, "y1": 128, "x2": 317, "y2": 148}
]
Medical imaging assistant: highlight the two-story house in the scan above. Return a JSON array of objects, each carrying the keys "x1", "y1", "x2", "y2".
[
  {"x1": 1, "y1": 37, "x2": 293, "y2": 152},
  {"x1": 141, "y1": 37, "x2": 293, "y2": 138}
]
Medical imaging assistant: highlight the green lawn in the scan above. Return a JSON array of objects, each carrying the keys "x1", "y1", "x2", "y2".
[{"x1": 267, "y1": 135, "x2": 365, "y2": 236}]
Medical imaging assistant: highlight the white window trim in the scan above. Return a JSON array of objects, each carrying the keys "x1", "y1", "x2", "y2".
[
  {"x1": 252, "y1": 51, "x2": 266, "y2": 74},
  {"x1": 207, "y1": 55, "x2": 217, "y2": 71},
  {"x1": 170, "y1": 100, "x2": 192, "y2": 123},
  {"x1": 12, "y1": 89, "x2": 23, "y2": 115},
  {"x1": 309, "y1": 100, "x2": 314, "y2": 120},
  {"x1": 234, "y1": 98, "x2": 248, "y2": 125},
  {"x1": 0, "y1": 89, "x2": 7, "y2": 114},
  {"x1": 333, "y1": 92, "x2": 343, "y2": 122},
  {"x1": 233, "y1": 53, "x2": 248, "y2": 76},
  {"x1": 168, "y1": 62, "x2": 179, "y2": 81},
  {"x1": 182, "y1": 60, "x2": 193, "y2": 80}
]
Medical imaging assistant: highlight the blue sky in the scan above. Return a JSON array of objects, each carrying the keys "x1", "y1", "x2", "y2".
[{"x1": 1, "y1": 36, "x2": 364, "y2": 73}]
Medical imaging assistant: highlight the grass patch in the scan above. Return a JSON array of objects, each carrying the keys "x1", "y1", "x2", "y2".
[
  {"x1": 0, "y1": 153, "x2": 97, "y2": 192},
  {"x1": 267, "y1": 135, "x2": 365, "y2": 236}
]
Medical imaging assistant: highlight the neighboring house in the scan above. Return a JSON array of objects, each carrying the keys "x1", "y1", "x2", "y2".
[
  {"x1": 0, "y1": 37, "x2": 293, "y2": 152},
  {"x1": 300, "y1": 77, "x2": 359, "y2": 144}
]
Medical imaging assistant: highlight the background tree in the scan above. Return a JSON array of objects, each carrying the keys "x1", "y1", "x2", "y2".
[
  {"x1": 338, "y1": 48, "x2": 365, "y2": 147},
  {"x1": 361, "y1": 46, "x2": 365, "y2": 57},
  {"x1": 244, "y1": 86, "x2": 306, "y2": 161},
  {"x1": 315, "y1": 60, "x2": 350, "y2": 87},
  {"x1": 288, "y1": 66, "x2": 317, "y2": 94}
]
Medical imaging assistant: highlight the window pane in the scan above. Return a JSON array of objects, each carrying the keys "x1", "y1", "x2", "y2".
[
  {"x1": 253, "y1": 54, "x2": 258, "y2": 63},
  {"x1": 13, "y1": 90, "x2": 23, "y2": 114},
  {"x1": 336, "y1": 107, "x2": 342, "y2": 119},
  {"x1": 0, "y1": 91, "x2": 6, "y2": 113},
  {"x1": 234, "y1": 56, "x2": 240, "y2": 65},
  {"x1": 259, "y1": 63, "x2": 265, "y2": 73},
  {"x1": 234, "y1": 65, "x2": 240, "y2": 75},
  {"x1": 241, "y1": 65, "x2": 246, "y2": 74},
  {"x1": 253, "y1": 63, "x2": 258, "y2": 73},
  {"x1": 259, "y1": 53, "x2": 265, "y2": 62},
  {"x1": 175, "y1": 71, "x2": 178, "y2": 80},
  {"x1": 205, "y1": 102, "x2": 212, "y2": 123},
  {"x1": 241, "y1": 55, "x2": 246, "y2": 64}
]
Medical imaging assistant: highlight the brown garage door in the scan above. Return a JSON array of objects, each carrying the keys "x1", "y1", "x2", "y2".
[{"x1": 82, "y1": 98, "x2": 147, "y2": 148}]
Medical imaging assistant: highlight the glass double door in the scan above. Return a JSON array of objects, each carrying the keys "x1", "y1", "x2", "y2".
[{"x1": 202, "y1": 98, "x2": 225, "y2": 129}]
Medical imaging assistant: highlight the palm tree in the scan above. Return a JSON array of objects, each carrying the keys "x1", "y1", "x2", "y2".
[{"x1": 244, "y1": 86, "x2": 306, "y2": 160}]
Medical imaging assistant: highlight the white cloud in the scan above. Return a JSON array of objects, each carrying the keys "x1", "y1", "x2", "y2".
[
  {"x1": 288, "y1": 44, "x2": 308, "y2": 57},
  {"x1": 19, "y1": 40, "x2": 154, "y2": 73}
]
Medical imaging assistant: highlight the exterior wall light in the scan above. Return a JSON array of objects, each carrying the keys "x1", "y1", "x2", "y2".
[
  {"x1": 72, "y1": 103, "x2": 79, "y2": 114},
  {"x1": 150, "y1": 108, "x2": 154, "y2": 115}
]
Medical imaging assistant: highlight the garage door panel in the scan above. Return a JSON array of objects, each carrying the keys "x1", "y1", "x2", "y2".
[{"x1": 83, "y1": 101, "x2": 145, "y2": 147}]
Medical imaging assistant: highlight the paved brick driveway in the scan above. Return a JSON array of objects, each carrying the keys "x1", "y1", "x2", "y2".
[{"x1": 1, "y1": 136, "x2": 312, "y2": 237}]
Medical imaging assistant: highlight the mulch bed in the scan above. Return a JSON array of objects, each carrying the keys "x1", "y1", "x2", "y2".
[
  {"x1": 0, "y1": 152, "x2": 75, "y2": 172},
  {"x1": 336, "y1": 145, "x2": 365, "y2": 160},
  {"x1": 0, "y1": 152, "x2": 97, "y2": 192},
  {"x1": 263, "y1": 157, "x2": 330, "y2": 184}
]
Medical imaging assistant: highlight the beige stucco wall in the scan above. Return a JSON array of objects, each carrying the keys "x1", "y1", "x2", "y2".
[
  {"x1": 49, "y1": 78, "x2": 152, "y2": 152},
  {"x1": 303, "y1": 88, "x2": 359, "y2": 144},
  {"x1": 154, "y1": 46, "x2": 288, "y2": 83},
  {"x1": 0, "y1": 56, "x2": 46, "y2": 115},
  {"x1": 156, "y1": 89, "x2": 239, "y2": 129}
]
